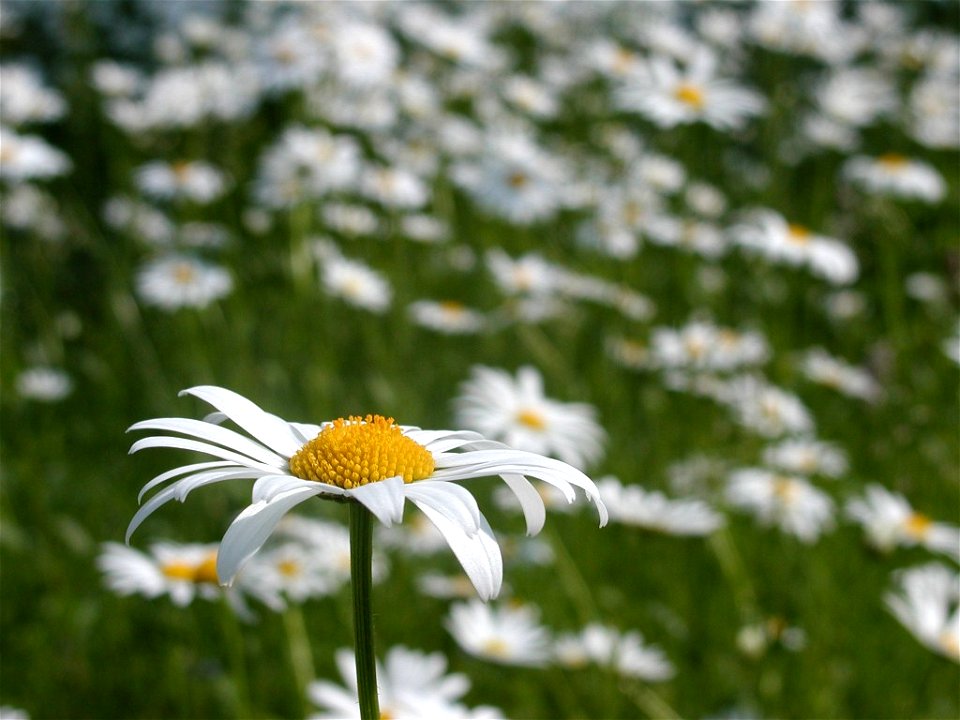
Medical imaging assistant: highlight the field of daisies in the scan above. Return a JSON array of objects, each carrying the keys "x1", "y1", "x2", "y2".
[{"x1": 2, "y1": 1, "x2": 959, "y2": 719}]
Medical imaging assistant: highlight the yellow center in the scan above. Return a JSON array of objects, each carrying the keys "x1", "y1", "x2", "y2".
[
  {"x1": 878, "y1": 153, "x2": 909, "y2": 170},
  {"x1": 439, "y1": 300, "x2": 466, "y2": 314},
  {"x1": 508, "y1": 171, "x2": 529, "y2": 188},
  {"x1": 902, "y1": 512, "x2": 933, "y2": 539},
  {"x1": 674, "y1": 83, "x2": 705, "y2": 109},
  {"x1": 172, "y1": 262, "x2": 198, "y2": 285},
  {"x1": 289, "y1": 415, "x2": 435, "y2": 490},
  {"x1": 516, "y1": 408, "x2": 547, "y2": 430},
  {"x1": 277, "y1": 559, "x2": 301, "y2": 577},
  {"x1": 482, "y1": 638, "x2": 511, "y2": 658},
  {"x1": 773, "y1": 477, "x2": 797, "y2": 503},
  {"x1": 161, "y1": 552, "x2": 218, "y2": 584},
  {"x1": 787, "y1": 223, "x2": 812, "y2": 244}
]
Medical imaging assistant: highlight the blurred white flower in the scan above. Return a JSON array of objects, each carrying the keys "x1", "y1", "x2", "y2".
[
  {"x1": 0, "y1": 64, "x2": 66, "y2": 125},
  {"x1": 617, "y1": 47, "x2": 765, "y2": 131},
  {"x1": 135, "y1": 254, "x2": 233, "y2": 311},
  {"x1": 762, "y1": 438, "x2": 848, "y2": 479},
  {"x1": 134, "y1": 160, "x2": 228, "y2": 204},
  {"x1": 309, "y1": 646, "x2": 503, "y2": 720},
  {"x1": 597, "y1": 476, "x2": 724, "y2": 536},
  {"x1": 554, "y1": 623, "x2": 675, "y2": 681},
  {"x1": 316, "y1": 247, "x2": 393, "y2": 315},
  {"x1": 408, "y1": 300, "x2": 487, "y2": 335},
  {"x1": 726, "y1": 469, "x2": 835, "y2": 543},
  {"x1": 15, "y1": 366, "x2": 72, "y2": 402},
  {"x1": 446, "y1": 600, "x2": 552, "y2": 667},
  {"x1": 0, "y1": 126, "x2": 71, "y2": 182},
  {"x1": 885, "y1": 563, "x2": 959, "y2": 663},
  {"x1": 843, "y1": 154, "x2": 946, "y2": 203},
  {"x1": 454, "y1": 365, "x2": 606, "y2": 470},
  {"x1": 846, "y1": 484, "x2": 960, "y2": 561},
  {"x1": 800, "y1": 348, "x2": 882, "y2": 403}
]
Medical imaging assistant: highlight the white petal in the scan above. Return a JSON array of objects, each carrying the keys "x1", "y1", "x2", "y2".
[
  {"x1": 349, "y1": 476, "x2": 406, "y2": 526},
  {"x1": 217, "y1": 486, "x2": 323, "y2": 584},
  {"x1": 128, "y1": 418, "x2": 286, "y2": 467},
  {"x1": 252, "y1": 474, "x2": 345, "y2": 503},
  {"x1": 180, "y1": 385, "x2": 303, "y2": 457},
  {"x1": 129, "y1": 436, "x2": 280, "y2": 475},
  {"x1": 411, "y1": 500, "x2": 503, "y2": 601},
  {"x1": 138, "y1": 460, "x2": 234, "y2": 503},
  {"x1": 499, "y1": 473, "x2": 547, "y2": 535},
  {"x1": 403, "y1": 481, "x2": 481, "y2": 534},
  {"x1": 126, "y1": 468, "x2": 253, "y2": 542}
]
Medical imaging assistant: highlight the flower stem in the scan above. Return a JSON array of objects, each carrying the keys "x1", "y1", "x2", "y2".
[{"x1": 349, "y1": 503, "x2": 380, "y2": 720}]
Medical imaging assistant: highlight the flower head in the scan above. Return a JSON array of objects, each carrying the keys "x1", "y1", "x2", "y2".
[{"x1": 126, "y1": 386, "x2": 607, "y2": 601}]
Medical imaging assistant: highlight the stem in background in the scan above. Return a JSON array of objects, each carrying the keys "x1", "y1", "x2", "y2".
[
  {"x1": 349, "y1": 503, "x2": 380, "y2": 720},
  {"x1": 282, "y1": 603, "x2": 316, "y2": 719}
]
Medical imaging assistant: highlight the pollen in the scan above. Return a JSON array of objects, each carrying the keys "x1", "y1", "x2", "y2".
[
  {"x1": 674, "y1": 83, "x2": 705, "y2": 109},
  {"x1": 289, "y1": 415, "x2": 435, "y2": 490},
  {"x1": 878, "y1": 153, "x2": 909, "y2": 170}
]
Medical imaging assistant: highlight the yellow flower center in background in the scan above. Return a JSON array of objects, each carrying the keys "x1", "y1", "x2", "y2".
[
  {"x1": 277, "y1": 559, "x2": 301, "y2": 577},
  {"x1": 289, "y1": 415, "x2": 435, "y2": 490},
  {"x1": 481, "y1": 638, "x2": 511, "y2": 658},
  {"x1": 674, "y1": 83, "x2": 705, "y2": 109},
  {"x1": 902, "y1": 512, "x2": 933, "y2": 539},
  {"x1": 508, "y1": 171, "x2": 529, "y2": 189},
  {"x1": 161, "y1": 552, "x2": 218, "y2": 584},
  {"x1": 172, "y1": 262, "x2": 198, "y2": 285},
  {"x1": 878, "y1": 153, "x2": 909, "y2": 170},
  {"x1": 787, "y1": 224, "x2": 812, "y2": 244},
  {"x1": 516, "y1": 408, "x2": 547, "y2": 430}
]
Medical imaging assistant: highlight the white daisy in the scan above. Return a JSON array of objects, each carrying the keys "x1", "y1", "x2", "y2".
[
  {"x1": 135, "y1": 254, "x2": 233, "y2": 311},
  {"x1": 761, "y1": 438, "x2": 848, "y2": 479},
  {"x1": 713, "y1": 375, "x2": 816, "y2": 439},
  {"x1": 408, "y1": 300, "x2": 487, "y2": 335},
  {"x1": 885, "y1": 563, "x2": 959, "y2": 663},
  {"x1": 842, "y1": 153, "x2": 946, "y2": 203},
  {"x1": 800, "y1": 348, "x2": 882, "y2": 402},
  {"x1": 446, "y1": 600, "x2": 552, "y2": 667},
  {"x1": 845, "y1": 484, "x2": 960, "y2": 561},
  {"x1": 648, "y1": 321, "x2": 770, "y2": 373},
  {"x1": 308, "y1": 645, "x2": 503, "y2": 719},
  {"x1": 597, "y1": 477, "x2": 724, "y2": 536},
  {"x1": 126, "y1": 386, "x2": 607, "y2": 601},
  {"x1": 134, "y1": 159, "x2": 228, "y2": 204},
  {"x1": 554, "y1": 623, "x2": 674, "y2": 681},
  {"x1": 454, "y1": 365, "x2": 606, "y2": 470},
  {"x1": 726, "y1": 468, "x2": 835, "y2": 543},
  {"x1": 315, "y1": 248, "x2": 392, "y2": 315},
  {"x1": 0, "y1": 63, "x2": 66, "y2": 126},
  {"x1": 0, "y1": 126, "x2": 71, "y2": 182},
  {"x1": 616, "y1": 47, "x2": 766, "y2": 131}
]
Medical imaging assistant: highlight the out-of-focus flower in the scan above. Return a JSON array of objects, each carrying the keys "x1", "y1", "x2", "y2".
[
  {"x1": 135, "y1": 254, "x2": 233, "y2": 311},
  {"x1": 134, "y1": 160, "x2": 229, "y2": 204},
  {"x1": 885, "y1": 563, "x2": 959, "y2": 663},
  {"x1": 554, "y1": 623, "x2": 675, "y2": 681},
  {"x1": 736, "y1": 617, "x2": 807, "y2": 658},
  {"x1": 726, "y1": 469, "x2": 835, "y2": 543},
  {"x1": 446, "y1": 600, "x2": 552, "y2": 667},
  {"x1": 733, "y1": 210, "x2": 859, "y2": 285},
  {"x1": 843, "y1": 154, "x2": 946, "y2": 203},
  {"x1": 315, "y1": 247, "x2": 392, "y2": 315},
  {"x1": 408, "y1": 300, "x2": 487, "y2": 335},
  {"x1": 713, "y1": 375, "x2": 816, "y2": 439},
  {"x1": 800, "y1": 348, "x2": 882, "y2": 403},
  {"x1": 648, "y1": 321, "x2": 769, "y2": 373},
  {"x1": 127, "y1": 386, "x2": 607, "y2": 601},
  {"x1": 761, "y1": 438, "x2": 848, "y2": 479},
  {"x1": 0, "y1": 64, "x2": 66, "y2": 125},
  {"x1": 454, "y1": 365, "x2": 606, "y2": 470},
  {"x1": 309, "y1": 645, "x2": 503, "y2": 719},
  {"x1": 597, "y1": 476, "x2": 724, "y2": 536},
  {"x1": 617, "y1": 47, "x2": 765, "y2": 131},
  {"x1": 846, "y1": 484, "x2": 960, "y2": 560},
  {"x1": 0, "y1": 127, "x2": 71, "y2": 182},
  {"x1": 15, "y1": 366, "x2": 72, "y2": 402}
]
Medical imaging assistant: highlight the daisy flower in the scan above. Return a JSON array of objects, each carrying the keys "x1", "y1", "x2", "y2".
[
  {"x1": 446, "y1": 600, "x2": 552, "y2": 667},
  {"x1": 135, "y1": 254, "x2": 233, "y2": 311},
  {"x1": 726, "y1": 469, "x2": 835, "y2": 543},
  {"x1": 454, "y1": 365, "x2": 606, "y2": 470},
  {"x1": 96, "y1": 541, "x2": 253, "y2": 614},
  {"x1": 845, "y1": 484, "x2": 960, "y2": 561},
  {"x1": 616, "y1": 47, "x2": 766, "y2": 131},
  {"x1": 597, "y1": 476, "x2": 725, "y2": 536},
  {"x1": 126, "y1": 386, "x2": 607, "y2": 601},
  {"x1": 761, "y1": 438, "x2": 848, "y2": 479},
  {"x1": 314, "y1": 246, "x2": 392, "y2": 315},
  {"x1": 134, "y1": 159, "x2": 229, "y2": 204},
  {"x1": 308, "y1": 646, "x2": 503, "y2": 719},
  {"x1": 408, "y1": 300, "x2": 487, "y2": 335},
  {"x1": 0, "y1": 126, "x2": 71, "y2": 182},
  {"x1": 554, "y1": 623, "x2": 675, "y2": 681},
  {"x1": 885, "y1": 563, "x2": 959, "y2": 663},
  {"x1": 842, "y1": 153, "x2": 946, "y2": 203},
  {"x1": 15, "y1": 366, "x2": 72, "y2": 402},
  {"x1": 800, "y1": 348, "x2": 882, "y2": 403}
]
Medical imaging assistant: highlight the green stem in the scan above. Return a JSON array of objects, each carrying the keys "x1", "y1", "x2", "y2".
[
  {"x1": 282, "y1": 604, "x2": 316, "y2": 719},
  {"x1": 350, "y1": 503, "x2": 380, "y2": 720}
]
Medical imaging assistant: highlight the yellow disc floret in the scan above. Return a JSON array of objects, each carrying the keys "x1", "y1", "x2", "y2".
[{"x1": 289, "y1": 415, "x2": 435, "y2": 490}]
